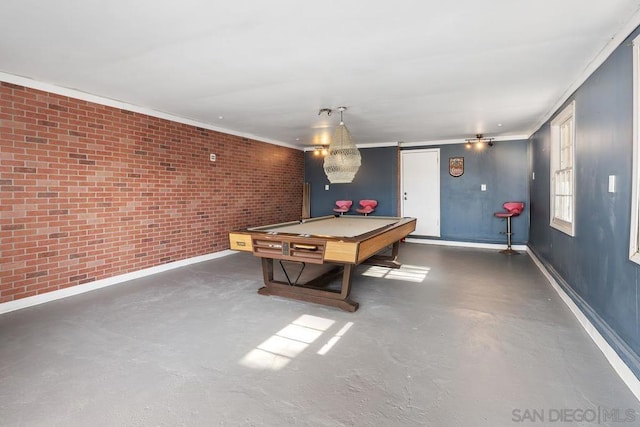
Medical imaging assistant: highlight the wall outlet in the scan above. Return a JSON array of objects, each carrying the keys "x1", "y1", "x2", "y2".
[
  {"x1": 481, "y1": 184, "x2": 487, "y2": 191},
  {"x1": 210, "y1": 153, "x2": 216, "y2": 162},
  {"x1": 325, "y1": 185, "x2": 329, "y2": 191}
]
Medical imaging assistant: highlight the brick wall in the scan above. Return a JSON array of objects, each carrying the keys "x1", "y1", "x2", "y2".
[{"x1": 0, "y1": 82, "x2": 304, "y2": 303}]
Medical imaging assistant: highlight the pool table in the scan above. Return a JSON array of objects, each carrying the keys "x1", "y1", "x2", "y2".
[{"x1": 228, "y1": 215, "x2": 417, "y2": 311}]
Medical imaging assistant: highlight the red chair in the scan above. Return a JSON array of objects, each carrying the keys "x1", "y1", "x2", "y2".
[
  {"x1": 494, "y1": 202, "x2": 525, "y2": 254},
  {"x1": 333, "y1": 200, "x2": 352, "y2": 215},
  {"x1": 356, "y1": 199, "x2": 377, "y2": 216}
]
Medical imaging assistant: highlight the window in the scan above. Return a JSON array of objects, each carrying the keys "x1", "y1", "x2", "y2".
[
  {"x1": 550, "y1": 100, "x2": 576, "y2": 236},
  {"x1": 629, "y1": 34, "x2": 640, "y2": 264}
]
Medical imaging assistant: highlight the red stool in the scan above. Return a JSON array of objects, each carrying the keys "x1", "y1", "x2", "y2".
[
  {"x1": 494, "y1": 202, "x2": 524, "y2": 254},
  {"x1": 356, "y1": 200, "x2": 377, "y2": 216},
  {"x1": 333, "y1": 200, "x2": 352, "y2": 215}
]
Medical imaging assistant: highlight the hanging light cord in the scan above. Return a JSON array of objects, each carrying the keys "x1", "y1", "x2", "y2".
[{"x1": 338, "y1": 106, "x2": 346, "y2": 125}]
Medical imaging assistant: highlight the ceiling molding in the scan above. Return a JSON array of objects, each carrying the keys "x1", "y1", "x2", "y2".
[
  {"x1": 306, "y1": 135, "x2": 529, "y2": 152},
  {"x1": 304, "y1": 141, "x2": 399, "y2": 151},
  {"x1": 528, "y1": 6, "x2": 640, "y2": 137},
  {"x1": 0, "y1": 71, "x2": 301, "y2": 151},
  {"x1": 399, "y1": 135, "x2": 530, "y2": 148},
  {"x1": 356, "y1": 141, "x2": 400, "y2": 149}
]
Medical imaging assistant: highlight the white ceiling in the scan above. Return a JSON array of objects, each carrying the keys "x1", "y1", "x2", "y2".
[{"x1": 2, "y1": 0, "x2": 640, "y2": 149}]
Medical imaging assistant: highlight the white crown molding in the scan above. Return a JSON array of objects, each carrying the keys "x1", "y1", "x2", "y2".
[
  {"x1": 0, "y1": 249, "x2": 237, "y2": 315},
  {"x1": 528, "y1": 7, "x2": 640, "y2": 137},
  {"x1": 305, "y1": 141, "x2": 399, "y2": 151},
  {"x1": 0, "y1": 72, "x2": 302, "y2": 151},
  {"x1": 356, "y1": 141, "x2": 400, "y2": 148},
  {"x1": 306, "y1": 135, "x2": 530, "y2": 151},
  {"x1": 400, "y1": 134, "x2": 530, "y2": 148},
  {"x1": 1, "y1": 71, "x2": 532, "y2": 150}
]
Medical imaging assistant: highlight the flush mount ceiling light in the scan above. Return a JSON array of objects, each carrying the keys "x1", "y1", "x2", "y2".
[
  {"x1": 465, "y1": 134, "x2": 494, "y2": 147},
  {"x1": 322, "y1": 106, "x2": 361, "y2": 183}
]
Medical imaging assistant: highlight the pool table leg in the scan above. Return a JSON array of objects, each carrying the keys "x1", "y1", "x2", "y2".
[
  {"x1": 261, "y1": 256, "x2": 275, "y2": 284},
  {"x1": 364, "y1": 241, "x2": 402, "y2": 269},
  {"x1": 257, "y1": 258, "x2": 359, "y2": 312}
]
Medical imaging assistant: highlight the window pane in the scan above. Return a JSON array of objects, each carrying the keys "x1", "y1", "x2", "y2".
[
  {"x1": 559, "y1": 118, "x2": 573, "y2": 169},
  {"x1": 554, "y1": 169, "x2": 573, "y2": 222}
]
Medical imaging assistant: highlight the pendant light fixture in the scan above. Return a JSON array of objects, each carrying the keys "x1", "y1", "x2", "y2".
[{"x1": 322, "y1": 106, "x2": 361, "y2": 183}]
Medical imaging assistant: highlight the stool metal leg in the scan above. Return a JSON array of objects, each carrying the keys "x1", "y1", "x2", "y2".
[{"x1": 500, "y1": 216, "x2": 520, "y2": 255}]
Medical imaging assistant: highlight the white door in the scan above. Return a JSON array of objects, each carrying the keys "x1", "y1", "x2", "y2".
[{"x1": 401, "y1": 149, "x2": 440, "y2": 237}]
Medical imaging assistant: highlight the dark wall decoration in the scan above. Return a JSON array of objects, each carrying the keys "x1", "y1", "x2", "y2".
[{"x1": 449, "y1": 157, "x2": 464, "y2": 177}]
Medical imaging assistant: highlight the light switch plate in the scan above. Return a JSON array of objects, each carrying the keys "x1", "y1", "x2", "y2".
[
  {"x1": 481, "y1": 184, "x2": 487, "y2": 191},
  {"x1": 608, "y1": 175, "x2": 615, "y2": 193}
]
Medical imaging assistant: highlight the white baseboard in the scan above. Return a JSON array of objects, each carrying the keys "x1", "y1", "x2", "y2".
[
  {"x1": 405, "y1": 238, "x2": 527, "y2": 252},
  {"x1": 0, "y1": 249, "x2": 237, "y2": 315},
  {"x1": 527, "y1": 247, "x2": 640, "y2": 402}
]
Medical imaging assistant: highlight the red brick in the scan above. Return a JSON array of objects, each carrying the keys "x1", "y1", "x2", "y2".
[{"x1": 0, "y1": 82, "x2": 303, "y2": 303}]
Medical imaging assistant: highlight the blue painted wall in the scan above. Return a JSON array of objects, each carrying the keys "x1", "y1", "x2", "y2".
[
  {"x1": 304, "y1": 146, "x2": 399, "y2": 217},
  {"x1": 304, "y1": 141, "x2": 529, "y2": 244},
  {"x1": 529, "y1": 26, "x2": 640, "y2": 368},
  {"x1": 437, "y1": 141, "x2": 529, "y2": 244}
]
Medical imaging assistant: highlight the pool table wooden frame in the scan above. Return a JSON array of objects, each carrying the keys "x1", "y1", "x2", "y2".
[{"x1": 229, "y1": 215, "x2": 416, "y2": 311}]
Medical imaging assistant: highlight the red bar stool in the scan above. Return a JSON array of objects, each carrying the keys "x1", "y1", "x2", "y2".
[
  {"x1": 333, "y1": 200, "x2": 352, "y2": 215},
  {"x1": 356, "y1": 199, "x2": 377, "y2": 216},
  {"x1": 494, "y1": 202, "x2": 524, "y2": 254}
]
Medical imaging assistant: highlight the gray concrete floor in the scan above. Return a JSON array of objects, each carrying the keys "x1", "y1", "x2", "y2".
[{"x1": 1, "y1": 243, "x2": 639, "y2": 426}]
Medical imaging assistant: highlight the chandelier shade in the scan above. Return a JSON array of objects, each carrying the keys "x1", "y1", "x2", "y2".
[{"x1": 323, "y1": 108, "x2": 361, "y2": 183}]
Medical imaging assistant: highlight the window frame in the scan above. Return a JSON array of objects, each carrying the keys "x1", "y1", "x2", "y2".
[
  {"x1": 629, "y1": 34, "x2": 640, "y2": 264},
  {"x1": 549, "y1": 100, "x2": 576, "y2": 237}
]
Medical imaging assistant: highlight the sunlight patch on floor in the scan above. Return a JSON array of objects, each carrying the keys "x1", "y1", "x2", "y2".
[
  {"x1": 317, "y1": 321, "x2": 354, "y2": 356},
  {"x1": 239, "y1": 314, "x2": 354, "y2": 370},
  {"x1": 361, "y1": 264, "x2": 430, "y2": 283}
]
